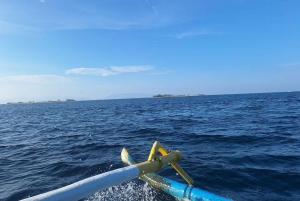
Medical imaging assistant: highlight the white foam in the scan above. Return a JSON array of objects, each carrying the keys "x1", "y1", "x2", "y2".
[{"x1": 85, "y1": 180, "x2": 158, "y2": 201}]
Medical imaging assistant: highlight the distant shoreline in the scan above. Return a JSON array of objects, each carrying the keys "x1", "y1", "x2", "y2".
[
  {"x1": 2, "y1": 91, "x2": 299, "y2": 105},
  {"x1": 153, "y1": 94, "x2": 204, "y2": 98},
  {"x1": 7, "y1": 99, "x2": 75, "y2": 105}
]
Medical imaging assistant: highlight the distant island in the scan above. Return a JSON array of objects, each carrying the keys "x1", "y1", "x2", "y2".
[
  {"x1": 153, "y1": 94, "x2": 204, "y2": 98},
  {"x1": 7, "y1": 99, "x2": 75, "y2": 105}
]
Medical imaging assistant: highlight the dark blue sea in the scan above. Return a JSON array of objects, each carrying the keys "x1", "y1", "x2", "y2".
[{"x1": 1, "y1": 92, "x2": 300, "y2": 201}]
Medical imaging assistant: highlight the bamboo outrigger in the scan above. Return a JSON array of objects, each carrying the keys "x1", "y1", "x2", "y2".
[{"x1": 21, "y1": 141, "x2": 232, "y2": 201}]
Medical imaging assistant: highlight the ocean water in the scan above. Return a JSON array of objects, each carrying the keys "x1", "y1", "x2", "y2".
[{"x1": 1, "y1": 92, "x2": 300, "y2": 201}]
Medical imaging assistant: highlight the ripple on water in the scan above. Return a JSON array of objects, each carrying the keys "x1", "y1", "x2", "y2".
[{"x1": 1, "y1": 92, "x2": 300, "y2": 201}]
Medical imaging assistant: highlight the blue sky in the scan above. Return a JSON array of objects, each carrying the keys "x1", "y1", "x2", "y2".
[{"x1": 0, "y1": 0, "x2": 299, "y2": 103}]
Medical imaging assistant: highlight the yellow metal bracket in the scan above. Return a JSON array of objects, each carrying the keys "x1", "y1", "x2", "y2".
[{"x1": 135, "y1": 141, "x2": 194, "y2": 185}]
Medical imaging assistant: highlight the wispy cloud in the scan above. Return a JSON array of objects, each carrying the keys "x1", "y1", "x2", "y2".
[
  {"x1": 66, "y1": 68, "x2": 117, "y2": 76},
  {"x1": 278, "y1": 63, "x2": 300, "y2": 67},
  {"x1": 0, "y1": 75, "x2": 74, "y2": 84},
  {"x1": 145, "y1": 0, "x2": 157, "y2": 13},
  {"x1": 66, "y1": 66, "x2": 154, "y2": 76},
  {"x1": 110, "y1": 66, "x2": 153, "y2": 73},
  {"x1": 0, "y1": 1, "x2": 205, "y2": 32},
  {"x1": 0, "y1": 20, "x2": 38, "y2": 35},
  {"x1": 174, "y1": 30, "x2": 220, "y2": 39}
]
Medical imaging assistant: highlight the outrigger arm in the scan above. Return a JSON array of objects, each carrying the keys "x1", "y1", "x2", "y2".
[
  {"x1": 149, "y1": 141, "x2": 194, "y2": 185},
  {"x1": 21, "y1": 141, "x2": 192, "y2": 201},
  {"x1": 122, "y1": 145, "x2": 233, "y2": 201}
]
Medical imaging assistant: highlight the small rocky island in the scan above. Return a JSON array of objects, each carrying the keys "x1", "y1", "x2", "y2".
[
  {"x1": 7, "y1": 99, "x2": 75, "y2": 104},
  {"x1": 153, "y1": 94, "x2": 204, "y2": 98}
]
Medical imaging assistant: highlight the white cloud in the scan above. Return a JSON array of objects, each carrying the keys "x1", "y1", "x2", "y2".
[
  {"x1": 66, "y1": 66, "x2": 154, "y2": 76},
  {"x1": 110, "y1": 66, "x2": 153, "y2": 73},
  {"x1": 175, "y1": 30, "x2": 219, "y2": 39},
  {"x1": 66, "y1": 68, "x2": 117, "y2": 76},
  {"x1": 0, "y1": 75, "x2": 74, "y2": 84}
]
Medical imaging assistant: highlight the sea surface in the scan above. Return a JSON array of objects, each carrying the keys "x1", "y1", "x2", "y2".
[{"x1": 1, "y1": 92, "x2": 300, "y2": 201}]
